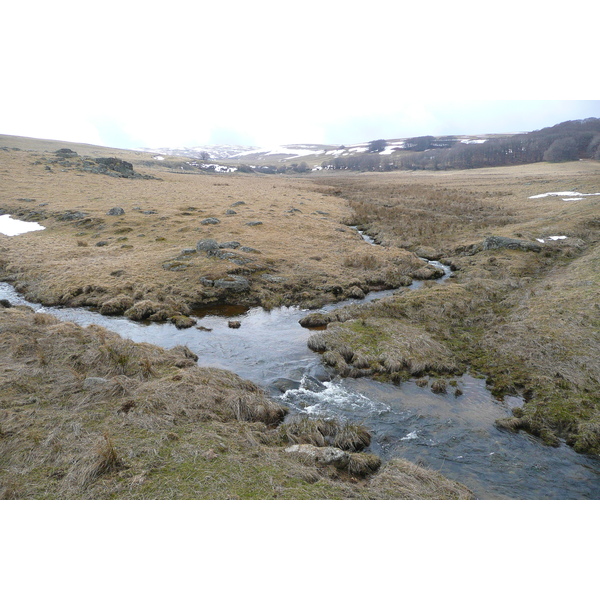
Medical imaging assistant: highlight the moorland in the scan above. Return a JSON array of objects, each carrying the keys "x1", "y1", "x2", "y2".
[{"x1": 1, "y1": 131, "x2": 599, "y2": 499}]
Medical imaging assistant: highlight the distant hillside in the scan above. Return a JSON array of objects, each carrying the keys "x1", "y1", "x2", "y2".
[
  {"x1": 136, "y1": 143, "x2": 336, "y2": 162},
  {"x1": 137, "y1": 119, "x2": 600, "y2": 173},
  {"x1": 320, "y1": 118, "x2": 600, "y2": 172}
]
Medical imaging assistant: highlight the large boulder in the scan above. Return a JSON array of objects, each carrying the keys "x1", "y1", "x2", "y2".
[
  {"x1": 483, "y1": 236, "x2": 542, "y2": 252},
  {"x1": 94, "y1": 157, "x2": 135, "y2": 177}
]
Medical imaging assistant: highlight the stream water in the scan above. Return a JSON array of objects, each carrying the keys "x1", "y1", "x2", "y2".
[{"x1": 1, "y1": 227, "x2": 599, "y2": 499}]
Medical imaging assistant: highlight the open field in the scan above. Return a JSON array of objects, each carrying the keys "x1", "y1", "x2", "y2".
[
  {"x1": 0, "y1": 137, "x2": 428, "y2": 322},
  {"x1": 304, "y1": 161, "x2": 600, "y2": 453},
  {"x1": 2, "y1": 134, "x2": 600, "y2": 498}
]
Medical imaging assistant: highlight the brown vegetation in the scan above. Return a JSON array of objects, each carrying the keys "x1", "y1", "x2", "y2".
[
  {"x1": 307, "y1": 161, "x2": 600, "y2": 453},
  {"x1": 1, "y1": 141, "x2": 432, "y2": 320},
  {"x1": 3, "y1": 133, "x2": 600, "y2": 497},
  {"x1": 0, "y1": 305, "x2": 473, "y2": 499}
]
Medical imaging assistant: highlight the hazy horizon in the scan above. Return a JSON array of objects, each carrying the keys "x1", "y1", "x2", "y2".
[{"x1": 3, "y1": 100, "x2": 599, "y2": 153}]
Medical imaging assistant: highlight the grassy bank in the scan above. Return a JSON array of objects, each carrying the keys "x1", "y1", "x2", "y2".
[{"x1": 0, "y1": 305, "x2": 473, "y2": 499}]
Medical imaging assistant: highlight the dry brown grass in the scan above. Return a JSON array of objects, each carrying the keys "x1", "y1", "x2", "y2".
[
  {"x1": 308, "y1": 316, "x2": 458, "y2": 381},
  {"x1": 312, "y1": 161, "x2": 600, "y2": 253},
  {"x1": 0, "y1": 305, "x2": 472, "y2": 499},
  {"x1": 277, "y1": 415, "x2": 372, "y2": 452},
  {"x1": 369, "y1": 458, "x2": 474, "y2": 500},
  {"x1": 1, "y1": 141, "x2": 431, "y2": 316},
  {"x1": 305, "y1": 161, "x2": 600, "y2": 453}
]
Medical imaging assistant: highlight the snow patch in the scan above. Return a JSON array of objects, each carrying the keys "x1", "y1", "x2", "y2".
[
  {"x1": 380, "y1": 145, "x2": 402, "y2": 155},
  {"x1": 529, "y1": 191, "x2": 600, "y2": 201},
  {"x1": 536, "y1": 236, "x2": 568, "y2": 243},
  {"x1": 0, "y1": 215, "x2": 45, "y2": 236}
]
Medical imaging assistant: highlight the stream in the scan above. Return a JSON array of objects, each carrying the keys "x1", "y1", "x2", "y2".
[{"x1": 1, "y1": 227, "x2": 599, "y2": 499}]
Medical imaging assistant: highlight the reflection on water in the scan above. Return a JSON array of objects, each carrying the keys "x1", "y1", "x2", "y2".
[
  {"x1": 1, "y1": 280, "x2": 599, "y2": 500},
  {"x1": 191, "y1": 304, "x2": 249, "y2": 319}
]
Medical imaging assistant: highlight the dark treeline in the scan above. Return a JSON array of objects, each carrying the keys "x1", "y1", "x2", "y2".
[{"x1": 321, "y1": 118, "x2": 600, "y2": 171}]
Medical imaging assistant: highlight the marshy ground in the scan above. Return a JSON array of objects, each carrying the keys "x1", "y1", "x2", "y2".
[
  {"x1": 304, "y1": 162, "x2": 600, "y2": 456},
  {"x1": 1, "y1": 135, "x2": 599, "y2": 498}
]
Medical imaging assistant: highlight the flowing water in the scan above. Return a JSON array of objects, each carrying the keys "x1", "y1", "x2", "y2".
[{"x1": 1, "y1": 224, "x2": 599, "y2": 499}]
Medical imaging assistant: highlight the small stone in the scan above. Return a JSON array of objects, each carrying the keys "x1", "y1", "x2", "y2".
[
  {"x1": 261, "y1": 274, "x2": 285, "y2": 283},
  {"x1": 162, "y1": 261, "x2": 188, "y2": 271},
  {"x1": 228, "y1": 320, "x2": 241, "y2": 329},
  {"x1": 107, "y1": 207, "x2": 125, "y2": 216},
  {"x1": 271, "y1": 378, "x2": 301, "y2": 393},
  {"x1": 201, "y1": 217, "x2": 221, "y2": 225},
  {"x1": 285, "y1": 444, "x2": 350, "y2": 469},
  {"x1": 245, "y1": 221, "x2": 263, "y2": 226},
  {"x1": 214, "y1": 275, "x2": 250, "y2": 292},
  {"x1": 196, "y1": 239, "x2": 219, "y2": 252}
]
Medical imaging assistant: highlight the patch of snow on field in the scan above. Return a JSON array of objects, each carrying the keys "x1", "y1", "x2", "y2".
[
  {"x1": 0, "y1": 215, "x2": 45, "y2": 236},
  {"x1": 529, "y1": 191, "x2": 600, "y2": 201},
  {"x1": 536, "y1": 236, "x2": 568, "y2": 243}
]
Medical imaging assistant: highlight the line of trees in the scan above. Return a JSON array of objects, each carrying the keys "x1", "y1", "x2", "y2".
[{"x1": 321, "y1": 118, "x2": 600, "y2": 171}]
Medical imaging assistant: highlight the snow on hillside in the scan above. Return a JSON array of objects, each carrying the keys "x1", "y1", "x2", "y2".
[
  {"x1": 137, "y1": 135, "x2": 495, "y2": 164},
  {"x1": 137, "y1": 143, "x2": 331, "y2": 161},
  {"x1": 137, "y1": 144, "x2": 257, "y2": 160}
]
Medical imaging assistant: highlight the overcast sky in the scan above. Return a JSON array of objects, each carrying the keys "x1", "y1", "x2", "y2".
[{"x1": 2, "y1": 1, "x2": 598, "y2": 150}]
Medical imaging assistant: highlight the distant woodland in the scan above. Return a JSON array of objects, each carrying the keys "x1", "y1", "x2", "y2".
[{"x1": 321, "y1": 118, "x2": 600, "y2": 171}]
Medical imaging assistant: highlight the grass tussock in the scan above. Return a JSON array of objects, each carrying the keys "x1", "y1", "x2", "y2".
[
  {"x1": 277, "y1": 416, "x2": 371, "y2": 452},
  {"x1": 369, "y1": 458, "x2": 475, "y2": 500},
  {"x1": 311, "y1": 317, "x2": 458, "y2": 381},
  {"x1": 347, "y1": 453, "x2": 382, "y2": 477},
  {"x1": 69, "y1": 433, "x2": 124, "y2": 489}
]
